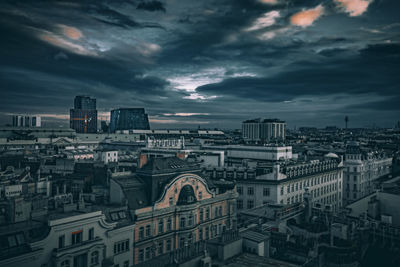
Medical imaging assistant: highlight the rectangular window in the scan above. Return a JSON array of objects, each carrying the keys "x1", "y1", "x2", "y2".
[
  {"x1": 179, "y1": 237, "x2": 185, "y2": 248},
  {"x1": 180, "y1": 217, "x2": 186, "y2": 228},
  {"x1": 263, "y1": 187, "x2": 270, "y2": 196},
  {"x1": 158, "y1": 241, "x2": 163, "y2": 255},
  {"x1": 158, "y1": 220, "x2": 164, "y2": 234},
  {"x1": 247, "y1": 200, "x2": 254, "y2": 209},
  {"x1": 145, "y1": 225, "x2": 151, "y2": 236},
  {"x1": 188, "y1": 214, "x2": 194, "y2": 226},
  {"x1": 58, "y1": 235, "x2": 65, "y2": 248},
  {"x1": 167, "y1": 218, "x2": 172, "y2": 231},
  {"x1": 71, "y1": 230, "x2": 82, "y2": 245},
  {"x1": 199, "y1": 209, "x2": 204, "y2": 223},
  {"x1": 206, "y1": 208, "x2": 210, "y2": 220},
  {"x1": 139, "y1": 249, "x2": 144, "y2": 262},
  {"x1": 123, "y1": 261, "x2": 129, "y2": 267},
  {"x1": 166, "y1": 240, "x2": 171, "y2": 251},
  {"x1": 247, "y1": 187, "x2": 254, "y2": 195},
  {"x1": 88, "y1": 228, "x2": 94, "y2": 240},
  {"x1": 139, "y1": 227, "x2": 144, "y2": 240},
  {"x1": 237, "y1": 199, "x2": 243, "y2": 209},
  {"x1": 280, "y1": 187, "x2": 284, "y2": 195},
  {"x1": 145, "y1": 247, "x2": 151, "y2": 259},
  {"x1": 169, "y1": 197, "x2": 173, "y2": 205},
  {"x1": 114, "y1": 239, "x2": 130, "y2": 255}
]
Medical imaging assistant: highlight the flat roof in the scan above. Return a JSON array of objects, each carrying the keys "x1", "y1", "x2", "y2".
[{"x1": 223, "y1": 253, "x2": 300, "y2": 267}]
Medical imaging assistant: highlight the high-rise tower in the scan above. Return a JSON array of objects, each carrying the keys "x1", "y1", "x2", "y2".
[{"x1": 70, "y1": 95, "x2": 97, "y2": 133}]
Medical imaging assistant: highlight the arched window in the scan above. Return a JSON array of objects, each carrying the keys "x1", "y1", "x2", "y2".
[
  {"x1": 90, "y1": 251, "x2": 99, "y2": 265},
  {"x1": 177, "y1": 185, "x2": 197, "y2": 205},
  {"x1": 61, "y1": 260, "x2": 70, "y2": 267}
]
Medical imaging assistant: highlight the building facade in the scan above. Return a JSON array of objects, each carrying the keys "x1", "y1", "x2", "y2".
[
  {"x1": 110, "y1": 156, "x2": 237, "y2": 265},
  {"x1": 12, "y1": 115, "x2": 41, "y2": 127},
  {"x1": 242, "y1": 118, "x2": 286, "y2": 143},
  {"x1": 70, "y1": 96, "x2": 97, "y2": 133},
  {"x1": 234, "y1": 155, "x2": 343, "y2": 213},
  {"x1": 0, "y1": 210, "x2": 134, "y2": 267},
  {"x1": 110, "y1": 108, "x2": 150, "y2": 133},
  {"x1": 343, "y1": 143, "x2": 392, "y2": 204}
]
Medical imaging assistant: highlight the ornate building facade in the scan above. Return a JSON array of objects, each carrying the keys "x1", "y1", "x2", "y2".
[{"x1": 131, "y1": 157, "x2": 237, "y2": 265}]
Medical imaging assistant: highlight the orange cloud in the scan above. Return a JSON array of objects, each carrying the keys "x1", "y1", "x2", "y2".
[
  {"x1": 39, "y1": 33, "x2": 96, "y2": 56},
  {"x1": 290, "y1": 5, "x2": 324, "y2": 27},
  {"x1": 59, "y1": 25, "x2": 83, "y2": 40},
  {"x1": 334, "y1": 0, "x2": 372, "y2": 17},
  {"x1": 259, "y1": 0, "x2": 279, "y2": 4},
  {"x1": 245, "y1": 11, "x2": 280, "y2": 31}
]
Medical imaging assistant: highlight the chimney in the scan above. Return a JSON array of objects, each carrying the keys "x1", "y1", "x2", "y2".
[{"x1": 139, "y1": 154, "x2": 148, "y2": 168}]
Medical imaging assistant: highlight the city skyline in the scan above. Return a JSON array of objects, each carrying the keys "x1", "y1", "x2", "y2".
[{"x1": 1, "y1": 0, "x2": 399, "y2": 129}]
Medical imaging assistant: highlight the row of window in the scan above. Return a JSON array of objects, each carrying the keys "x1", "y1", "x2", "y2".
[
  {"x1": 237, "y1": 199, "x2": 254, "y2": 209},
  {"x1": 114, "y1": 239, "x2": 130, "y2": 255},
  {"x1": 286, "y1": 163, "x2": 337, "y2": 177},
  {"x1": 60, "y1": 251, "x2": 100, "y2": 267},
  {"x1": 237, "y1": 186, "x2": 270, "y2": 196},
  {"x1": 138, "y1": 223, "x2": 224, "y2": 263},
  {"x1": 138, "y1": 239, "x2": 173, "y2": 262},
  {"x1": 281, "y1": 174, "x2": 340, "y2": 196},
  {"x1": 59, "y1": 228, "x2": 94, "y2": 248},
  {"x1": 139, "y1": 205, "x2": 224, "y2": 240}
]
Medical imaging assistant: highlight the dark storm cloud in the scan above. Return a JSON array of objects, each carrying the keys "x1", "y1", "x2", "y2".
[
  {"x1": 196, "y1": 43, "x2": 400, "y2": 103},
  {"x1": 0, "y1": 0, "x2": 400, "y2": 128},
  {"x1": 137, "y1": 1, "x2": 166, "y2": 13},
  {"x1": 352, "y1": 96, "x2": 400, "y2": 111}
]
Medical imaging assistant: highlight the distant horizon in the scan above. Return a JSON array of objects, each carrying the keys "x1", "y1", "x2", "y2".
[
  {"x1": 1, "y1": 1, "x2": 399, "y2": 131},
  {"x1": 1, "y1": 112, "x2": 398, "y2": 131}
]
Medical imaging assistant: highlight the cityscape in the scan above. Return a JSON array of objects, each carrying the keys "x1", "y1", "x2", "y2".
[{"x1": 1, "y1": 1, "x2": 400, "y2": 267}]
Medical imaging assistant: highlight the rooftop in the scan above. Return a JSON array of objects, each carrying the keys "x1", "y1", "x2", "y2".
[{"x1": 223, "y1": 253, "x2": 300, "y2": 267}]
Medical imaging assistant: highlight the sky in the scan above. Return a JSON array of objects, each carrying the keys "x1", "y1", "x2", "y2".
[{"x1": 0, "y1": 0, "x2": 399, "y2": 129}]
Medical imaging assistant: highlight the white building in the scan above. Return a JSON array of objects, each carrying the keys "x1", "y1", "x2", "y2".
[
  {"x1": 203, "y1": 145, "x2": 293, "y2": 162},
  {"x1": 12, "y1": 115, "x2": 41, "y2": 127},
  {"x1": 146, "y1": 137, "x2": 184, "y2": 149},
  {"x1": 0, "y1": 210, "x2": 135, "y2": 267},
  {"x1": 236, "y1": 154, "x2": 343, "y2": 213},
  {"x1": 95, "y1": 150, "x2": 118, "y2": 164},
  {"x1": 4, "y1": 184, "x2": 23, "y2": 199},
  {"x1": 343, "y1": 143, "x2": 392, "y2": 204}
]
